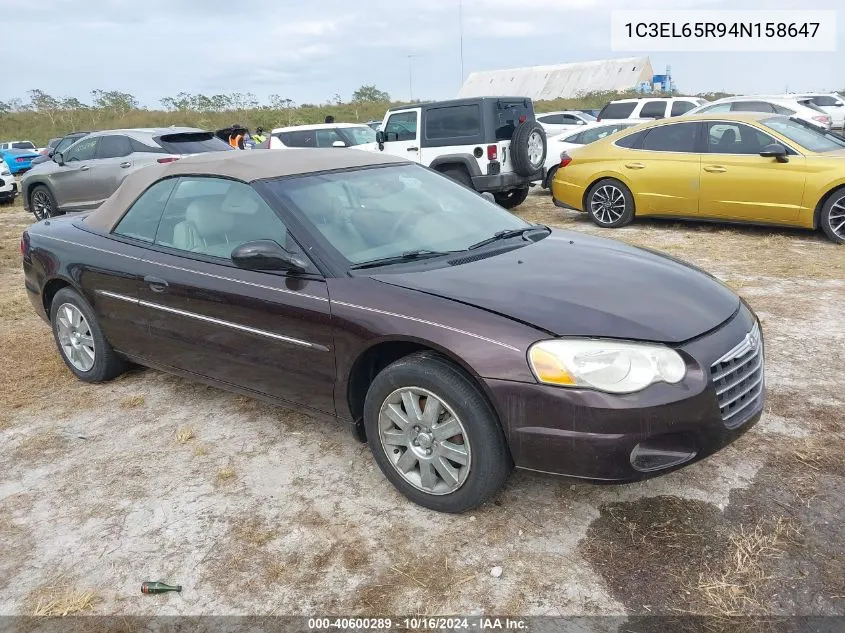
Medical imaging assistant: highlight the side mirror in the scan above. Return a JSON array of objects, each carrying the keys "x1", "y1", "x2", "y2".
[
  {"x1": 231, "y1": 240, "x2": 309, "y2": 273},
  {"x1": 375, "y1": 130, "x2": 386, "y2": 145},
  {"x1": 332, "y1": 140, "x2": 347, "y2": 148},
  {"x1": 53, "y1": 152, "x2": 64, "y2": 166},
  {"x1": 760, "y1": 143, "x2": 789, "y2": 163}
]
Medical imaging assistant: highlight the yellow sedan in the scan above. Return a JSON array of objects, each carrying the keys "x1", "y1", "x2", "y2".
[{"x1": 550, "y1": 113, "x2": 845, "y2": 243}]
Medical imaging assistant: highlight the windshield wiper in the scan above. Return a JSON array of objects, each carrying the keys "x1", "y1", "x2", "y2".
[
  {"x1": 350, "y1": 249, "x2": 455, "y2": 270},
  {"x1": 467, "y1": 224, "x2": 550, "y2": 250}
]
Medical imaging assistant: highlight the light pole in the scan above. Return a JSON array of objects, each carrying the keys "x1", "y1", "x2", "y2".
[
  {"x1": 407, "y1": 54, "x2": 418, "y2": 102},
  {"x1": 459, "y1": 0, "x2": 465, "y2": 83}
]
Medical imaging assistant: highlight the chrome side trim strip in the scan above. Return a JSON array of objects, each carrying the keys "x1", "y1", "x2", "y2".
[
  {"x1": 331, "y1": 300, "x2": 521, "y2": 352},
  {"x1": 96, "y1": 290, "x2": 326, "y2": 351},
  {"x1": 42, "y1": 235, "x2": 329, "y2": 303}
]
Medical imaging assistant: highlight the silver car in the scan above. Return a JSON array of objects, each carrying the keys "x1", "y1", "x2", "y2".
[{"x1": 22, "y1": 128, "x2": 232, "y2": 219}]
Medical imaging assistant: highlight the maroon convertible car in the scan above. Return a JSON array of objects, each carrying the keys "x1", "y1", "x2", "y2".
[{"x1": 21, "y1": 150, "x2": 764, "y2": 512}]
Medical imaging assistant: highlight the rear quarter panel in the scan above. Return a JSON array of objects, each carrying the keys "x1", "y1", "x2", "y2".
[{"x1": 551, "y1": 141, "x2": 634, "y2": 211}]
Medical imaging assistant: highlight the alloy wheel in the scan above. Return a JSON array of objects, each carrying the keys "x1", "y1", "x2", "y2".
[
  {"x1": 55, "y1": 303, "x2": 95, "y2": 372},
  {"x1": 828, "y1": 195, "x2": 845, "y2": 240},
  {"x1": 591, "y1": 184, "x2": 626, "y2": 224},
  {"x1": 378, "y1": 386, "x2": 471, "y2": 495},
  {"x1": 31, "y1": 190, "x2": 54, "y2": 220},
  {"x1": 527, "y1": 131, "x2": 544, "y2": 167}
]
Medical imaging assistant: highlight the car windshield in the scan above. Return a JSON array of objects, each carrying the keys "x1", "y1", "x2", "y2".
[
  {"x1": 12, "y1": 142, "x2": 36, "y2": 150},
  {"x1": 579, "y1": 112, "x2": 597, "y2": 121},
  {"x1": 340, "y1": 126, "x2": 377, "y2": 146},
  {"x1": 762, "y1": 116, "x2": 845, "y2": 152},
  {"x1": 267, "y1": 164, "x2": 531, "y2": 266}
]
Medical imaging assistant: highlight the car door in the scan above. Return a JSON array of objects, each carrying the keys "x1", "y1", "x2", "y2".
[
  {"x1": 139, "y1": 176, "x2": 336, "y2": 414},
  {"x1": 50, "y1": 136, "x2": 99, "y2": 209},
  {"x1": 381, "y1": 109, "x2": 421, "y2": 162},
  {"x1": 91, "y1": 177, "x2": 180, "y2": 358},
  {"x1": 623, "y1": 121, "x2": 701, "y2": 217},
  {"x1": 699, "y1": 121, "x2": 806, "y2": 223},
  {"x1": 88, "y1": 134, "x2": 135, "y2": 205}
]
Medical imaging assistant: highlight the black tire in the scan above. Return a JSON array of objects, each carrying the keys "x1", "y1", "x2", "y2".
[
  {"x1": 49, "y1": 287, "x2": 127, "y2": 383},
  {"x1": 363, "y1": 352, "x2": 512, "y2": 513},
  {"x1": 30, "y1": 185, "x2": 58, "y2": 220},
  {"x1": 442, "y1": 167, "x2": 474, "y2": 190},
  {"x1": 493, "y1": 187, "x2": 529, "y2": 209},
  {"x1": 820, "y1": 188, "x2": 845, "y2": 244},
  {"x1": 585, "y1": 178, "x2": 635, "y2": 228},
  {"x1": 544, "y1": 165, "x2": 559, "y2": 190},
  {"x1": 510, "y1": 121, "x2": 547, "y2": 177}
]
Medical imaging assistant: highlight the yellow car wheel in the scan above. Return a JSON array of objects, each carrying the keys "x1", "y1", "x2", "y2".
[
  {"x1": 586, "y1": 179, "x2": 634, "y2": 228},
  {"x1": 820, "y1": 188, "x2": 845, "y2": 244}
]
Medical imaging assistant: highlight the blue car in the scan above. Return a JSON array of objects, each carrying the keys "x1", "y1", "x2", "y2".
[{"x1": 0, "y1": 148, "x2": 39, "y2": 175}]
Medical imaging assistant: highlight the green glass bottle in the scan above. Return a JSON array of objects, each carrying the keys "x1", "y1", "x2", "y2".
[{"x1": 141, "y1": 581, "x2": 182, "y2": 594}]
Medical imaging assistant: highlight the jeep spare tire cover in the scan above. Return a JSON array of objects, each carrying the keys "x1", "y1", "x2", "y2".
[{"x1": 510, "y1": 121, "x2": 547, "y2": 177}]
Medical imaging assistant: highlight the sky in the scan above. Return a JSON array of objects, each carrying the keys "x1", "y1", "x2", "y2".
[{"x1": 1, "y1": 0, "x2": 843, "y2": 108}]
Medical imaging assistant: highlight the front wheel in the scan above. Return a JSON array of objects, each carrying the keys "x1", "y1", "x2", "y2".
[
  {"x1": 493, "y1": 187, "x2": 529, "y2": 209},
  {"x1": 30, "y1": 185, "x2": 58, "y2": 220},
  {"x1": 820, "y1": 189, "x2": 845, "y2": 244},
  {"x1": 585, "y1": 178, "x2": 634, "y2": 228},
  {"x1": 363, "y1": 352, "x2": 512, "y2": 513}
]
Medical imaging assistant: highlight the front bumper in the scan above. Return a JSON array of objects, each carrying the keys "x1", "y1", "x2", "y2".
[{"x1": 487, "y1": 305, "x2": 763, "y2": 482}]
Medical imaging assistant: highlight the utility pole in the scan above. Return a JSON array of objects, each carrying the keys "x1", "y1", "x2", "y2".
[{"x1": 407, "y1": 55, "x2": 416, "y2": 102}]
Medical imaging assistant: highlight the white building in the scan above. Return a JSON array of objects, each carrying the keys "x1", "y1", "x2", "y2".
[{"x1": 457, "y1": 57, "x2": 654, "y2": 100}]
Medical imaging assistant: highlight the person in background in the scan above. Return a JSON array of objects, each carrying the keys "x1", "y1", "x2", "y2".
[
  {"x1": 252, "y1": 127, "x2": 267, "y2": 144},
  {"x1": 242, "y1": 129, "x2": 255, "y2": 149},
  {"x1": 325, "y1": 115, "x2": 335, "y2": 124},
  {"x1": 228, "y1": 124, "x2": 245, "y2": 149}
]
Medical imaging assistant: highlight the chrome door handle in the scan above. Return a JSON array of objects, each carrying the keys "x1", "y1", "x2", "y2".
[
  {"x1": 79, "y1": 165, "x2": 90, "y2": 171},
  {"x1": 704, "y1": 165, "x2": 727, "y2": 173},
  {"x1": 120, "y1": 161, "x2": 131, "y2": 168},
  {"x1": 624, "y1": 162, "x2": 645, "y2": 169},
  {"x1": 143, "y1": 275, "x2": 169, "y2": 293}
]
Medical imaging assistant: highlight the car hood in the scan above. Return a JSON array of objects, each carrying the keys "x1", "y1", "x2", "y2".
[{"x1": 371, "y1": 231, "x2": 740, "y2": 344}]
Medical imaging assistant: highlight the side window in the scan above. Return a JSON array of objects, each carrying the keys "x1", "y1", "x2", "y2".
[
  {"x1": 562, "y1": 114, "x2": 583, "y2": 124},
  {"x1": 96, "y1": 135, "x2": 132, "y2": 159},
  {"x1": 598, "y1": 102, "x2": 637, "y2": 119},
  {"x1": 641, "y1": 123, "x2": 699, "y2": 152},
  {"x1": 706, "y1": 122, "x2": 778, "y2": 155},
  {"x1": 55, "y1": 135, "x2": 82, "y2": 154},
  {"x1": 315, "y1": 128, "x2": 344, "y2": 147},
  {"x1": 700, "y1": 103, "x2": 732, "y2": 113},
  {"x1": 425, "y1": 105, "x2": 481, "y2": 139},
  {"x1": 773, "y1": 104, "x2": 795, "y2": 115},
  {"x1": 563, "y1": 132, "x2": 582, "y2": 143},
  {"x1": 64, "y1": 137, "x2": 98, "y2": 162},
  {"x1": 113, "y1": 178, "x2": 178, "y2": 242},
  {"x1": 639, "y1": 101, "x2": 667, "y2": 119},
  {"x1": 731, "y1": 101, "x2": 775, "y2": 113},
  {"x1": 615, "y1": 129, "x2": 647, "y2": 149},
  {"x1": 279, "y1": 131, "x2": 316, "y2": 148},
  {"x1": 538, "y1": 114, "x2": 564, "y2": 124},
  {"x1": 154, "y1": 178, "x2": 299, "y2": 262},
  {"x1": 671, "y1": 101, "x2": 696, "y2": 116},
  {"x1": 384, "y1": 112, "x2": 418, "y2": 142}
]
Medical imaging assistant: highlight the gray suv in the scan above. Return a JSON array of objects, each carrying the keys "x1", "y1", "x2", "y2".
[{"x1": 23, "y1": 128, "x2": 232, "y2": 219}]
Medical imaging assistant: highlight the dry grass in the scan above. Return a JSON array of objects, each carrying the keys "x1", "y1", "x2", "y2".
[
  {"x1": 12, "y1": 429, "x2": 66, "y2": 462},
  {"x1": 175, "y1": 426, "x2": 195, "y2": 443},
  {"x1": 120, "y1": 394, "x2": 145, "y2": 409},
  {"x1": 215, "y1": 465, "x2": 236, "y2": 483},
  {"x1": 29, "y1": 583, "x2": 98, "y2": 616},
  {"x1": 192, "y1": 444, "x2": 209, "y2": 456},
  {"x1": 695, "y1": 519, "x2": 799, "y2": 616}
]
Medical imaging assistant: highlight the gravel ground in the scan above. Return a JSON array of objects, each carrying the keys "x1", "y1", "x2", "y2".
[{"x1": 0, "y1": 188, "x2": 843, "y2": 620}]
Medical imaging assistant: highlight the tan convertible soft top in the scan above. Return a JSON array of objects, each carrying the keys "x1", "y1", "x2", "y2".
[{"x1": 85, "y1": 148, "x2": 409, "y2": 232}]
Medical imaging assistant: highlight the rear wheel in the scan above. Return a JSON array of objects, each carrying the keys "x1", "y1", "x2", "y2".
[
  {"x1": 363, "y1": 352, "x2": 512, "y2": 513},
  {"x1": 50, "y1": 287, "x2": 127, "y2": 383},
  {"x1": 494, "y1": 187, "x2": 529, "y2": 209},
  {"x1": 585, "y1": 178, "x2": 634, "y2": 228},
  {"x1": 30, "y1": 185, "x2": 58, "y2": 220},
  {"x1": 544, "y1": 165, "x2": 559, "y2": 190},
  {"x1": 442, "y1": 167, "x2": 474, "y2": 190},
  {"x1": 820, "y1": 188, "x2": 845, "y2": 244}
]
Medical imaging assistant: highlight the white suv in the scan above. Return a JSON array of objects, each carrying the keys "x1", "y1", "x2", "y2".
[
  {"x1": 686, "y1": 96, "x2": 832, "y2": 130},
  {"x1": 372, "y1": 97, "x2": 547, "y2": 208},
  {"x1": 266, "y1": 123, "x2": 378, "y2": 149},
  {"x1": 597, "y1": 97, "x2": 707, "y2": 123}
]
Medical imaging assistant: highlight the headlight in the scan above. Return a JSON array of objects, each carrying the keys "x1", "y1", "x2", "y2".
[{"x1": 528, "y1": 339, "x2": 686, "y2": 394}]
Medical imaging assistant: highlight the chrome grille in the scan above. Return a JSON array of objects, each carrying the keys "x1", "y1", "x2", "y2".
[{"x1": 710, "y1": 322, "x2": 764, "y2": 428}]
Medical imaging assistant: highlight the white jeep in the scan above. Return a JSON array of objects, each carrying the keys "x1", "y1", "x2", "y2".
[{"x1": 372, "y1": 97, "x2": 547, "y2": 208}]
